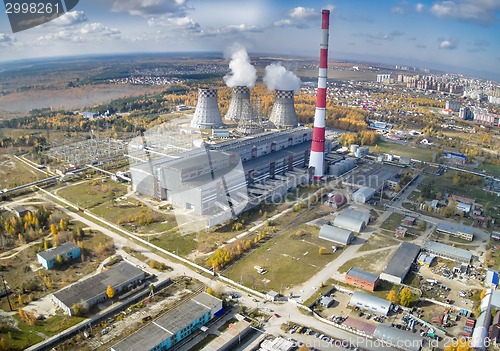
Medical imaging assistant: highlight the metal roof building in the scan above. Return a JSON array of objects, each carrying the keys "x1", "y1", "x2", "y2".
[
  {"x1": 352, "y1": 187, "x2": 376, "y2": 204},
  {"x1": 380, "y1": 242, "x2": 421, "y2": 284},
  {"x1": 346, "y1": 267, "x2": 379, "y2": 283},
  {"x1": 486, "y1": 269, "x2": 499, "y2": 288},
  {"x1": 333, "y1": 208, "x2": 369, "y2": 233},
  {"x1": 112, "y1": 292, "x2": 222, "y2": 351},
  {"x1": 348, "y1": 292, "x2": 392, "y2": 316},
  {"x1": 436, "y1": 222, "x2": 474, "y2": 241},
  {"x1": 319, "y1": 224, "x2": 354, "y2": 245},
  {"x1": 52, "y1": 262, "x2": 145, "y2": 315},
  {"x1": 373, "y1": 325, "x2": 423, "y2": 351},
  {"x1": 423, "y1": 241, "x2": 473, "y2": 263},
  {"x1": 201, "y1": 320, "x2": 252, "y2": 351}
]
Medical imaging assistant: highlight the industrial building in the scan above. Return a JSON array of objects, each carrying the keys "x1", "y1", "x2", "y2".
[
  {"x1": 111, "y1": 292, "x2": 222, "y2": 351},
  {"x1": 318, "y1": 224, "x2": 354, "y2": 245},
  {"x1": 37, "y1": 242, "x2": 81, "y2": 270},
  {"x1": 333, "y1": 208, "x2": 370, "y2": 233},
  {"x1": 131, "y1": 127, "x2": 328, "y2": 229},
  {"x1": 348, "y1": 292, "x2": 392, "y2": 316},
  {"x1": 329, "y1": 158, "x2": 357, "y2": 177},
  {"x1": 225, "y1": 86, "x2": 252, "y2": 122},
  {"x1": 52, "y1": 262, "x2": 145, "y2": 315},
  {"x1": 345, "y1": 267, "x2": 379, "y2": 291},
  {"x1": 352, "y1": 187, "x2": 376, "y2": 204},
  {"x1": 201, "y1": 320, "x2": 252, "y2": 351},
  {"x1": 423, "y1": 241, "x2": 472, "y2": 263},
  {"x1": 436, "y1": 222, "x2": 474, "y2": 241},
  {"x1": 417, "y1": 253, "x2": 435, "y2": 267},
  {"x1": 373, "y1": 325, "x2": 423, "y2": 351},
  {"x1": 380, "y1": 242, "x2": 421, "y2": 284}
]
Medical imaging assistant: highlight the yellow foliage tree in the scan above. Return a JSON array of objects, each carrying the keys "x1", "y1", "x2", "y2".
[
  {"x1": 399, "y1": 287, "x2": 413, "y2": 307},
  {"x1": 318, "y1": 247, "x2": 326, "y2": 255},
  {"x1": 106, "y1": 285, "x2": 115, "y2": 299},
  {"x1": 480, "y1": 288, "x2": 487, "y2": 300},
  {"x1": 386, "y1": 290, "x2": 398, "y2": 303},
  {"x1": 206, "y1": 287, "x2": 215, "y2": 296}
]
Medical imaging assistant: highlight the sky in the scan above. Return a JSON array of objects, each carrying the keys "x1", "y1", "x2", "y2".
[{"x1": 0, "y1": 0, "x2": 499, "y2": 80}]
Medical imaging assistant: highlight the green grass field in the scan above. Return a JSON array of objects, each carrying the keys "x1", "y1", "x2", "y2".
[
  {"x1": 482, "y1": 163, "x2": 500, "y2": 178},
  {"x1": 57, "y1": 181, "x2": 128, "y2": 208},
  {"x1": 225, "y1": 228, "x2": 341, "y2": 292},
  {"x1": 370, "y1": 140, "x2": 435, "y2": 162},
  {"x1": 380, "y1": 213, "x2": 406, "y2": 231}
]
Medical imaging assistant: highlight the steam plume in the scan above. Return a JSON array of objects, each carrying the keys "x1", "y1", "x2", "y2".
[
  {"x1": 263, "y1": 62, "x2": 302, "y2": 92},
  {"x1": 223, "y1": 44, "x2": 257, "y2": 88}
]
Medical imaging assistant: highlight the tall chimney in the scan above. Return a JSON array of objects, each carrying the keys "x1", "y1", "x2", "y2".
[
  {"x1": 309, "y1": 9, "x2": 330, "y2": 179},
  {"x1": 191, "y1": 88, "x2": 223, "y2": 129},
  {"x1": 269, "y1": 90, "x2": 297, "y2": 129}
]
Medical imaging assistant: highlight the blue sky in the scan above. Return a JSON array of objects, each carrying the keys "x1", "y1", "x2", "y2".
[{"x1": 0, "y1": 0, "x2": 499, "y2": 80}]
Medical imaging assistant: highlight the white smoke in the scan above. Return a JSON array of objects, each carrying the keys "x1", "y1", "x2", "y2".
[
  {"x1": 223, "y1": 43, "x2": 257, "y2": 88},
  {"x1": 263, "y1": 63, "x2": 302, "y2": 92}
]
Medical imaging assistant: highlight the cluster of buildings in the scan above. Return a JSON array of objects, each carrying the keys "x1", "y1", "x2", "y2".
[
  {"x1": 459, "y1": 105, "x2": 500, "y2": 127},
  {"x1": 108, "y1": 76, "x2": 183, "y2": 86},
  {"x1": 399, "y1": 75, "x2": 464, "y2": 95}
]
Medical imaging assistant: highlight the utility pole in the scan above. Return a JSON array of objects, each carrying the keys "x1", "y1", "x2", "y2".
[{"x1": 1, "y1": 274, "x2": 13, "y2": 311}]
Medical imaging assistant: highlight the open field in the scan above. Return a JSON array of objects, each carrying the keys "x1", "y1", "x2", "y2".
[
  {"x1": 57, "y1": 181, "x2": 128, "y2": 209},
  {"x1": 482, "y1": 163, "x2": 500, "y2": 178},
  {"x1": 380, "y1": 212, "x2": 406, "y2": 231},
  {"x1": 370, "y1": 140, "x2": 435, "y2": 162},
  {"x1": 338, "y1": 250, "x2": 394, "y2": 275},
  {"x1": 0, "y1": 154, "x2": 43, "y2": 188},
  {"x1": 358, "y1": 233, "x2": 400, "y2": 252},
  {"x1": 225, "y1": 226, "x2": 341, "y2": 292}
]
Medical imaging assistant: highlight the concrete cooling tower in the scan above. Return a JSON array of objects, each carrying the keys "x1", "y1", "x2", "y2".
[
  {"x1": 269, "y1": 90, "x2": 298, "y2": 129},
  {"x1": 191, "y1": 88, "x2": 223, "y2": 129},
  {"x1": 225, "y1": 86, "x2": 253, "y2": 122}
]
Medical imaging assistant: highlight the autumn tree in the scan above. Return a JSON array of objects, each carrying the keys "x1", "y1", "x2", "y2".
[
  {"x1": 56, "y1": 254, "x2": 63, "y2": 265},
  {"x1": 72, "y1": 303, "x2": 83, "y2": 316},
  {"x1": 480, "y1": 288, "x2": 487, "y2": 300},
  {"x1": 318, "y1": 247, "x2": 326, "y2": 255},
  {"x1": 18, "y1": 294, "x2": 24, "y2": 305},
  {"x1": 106, "y1": 285, "x2": 115, "y2": 299},
  {"x1": 59, "y1": 219, "x2": 67, "y2": 232},
  {"x1": 399, "y1": 287, "x2": 413, "y2": 307},
  {"x1": 206, "y1": 287, "x2": 215, "y2": 296},
  {"x1": 50, "y1": 224, "x2": 58, "y2": 236},
  {"x1": 444, "y1": 337, "x2": 472, "y2": 351},
  {"x1": 386, "y1": 290, "x2": 398, "y2": 304}
]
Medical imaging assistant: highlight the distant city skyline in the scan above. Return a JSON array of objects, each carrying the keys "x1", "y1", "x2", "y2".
[{"x1": 0, "y1": 0, "x2": 499, "y2": 81}]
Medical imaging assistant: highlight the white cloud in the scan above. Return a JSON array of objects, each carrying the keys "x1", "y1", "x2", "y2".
[
  {"x1": 274, "y1": 6, "x2": 319, "y2": 28},
  {"x1": 48, "y1": 11, "x2": 88, "y2": 26},
  {"x1": 439, "y1": 38, "x2": 457, "y2": 49},
  {"x1": 289, "y1": 7, "x2": 317, "y2": 20},
  {"x1": 415, "y1": 3, "x2": 425, "y2": 12},
  {"x1": 431, "y1": 0, "x2": 500, "y2": 25},
  {"x1": 148, "y1": 16, "x2": 201, "y2": 31},
  {"x1": 324, "y1": 4, "x2": 336, "y2": 11},
  {"x1": 202, "y1": 24, "x2": 262, "y2": 36},
  {"x1": 36, "y1": 23, "x2": 121, "y2": 43},
  {"x1": 111, "y1": 0, "x2": 187, "y2": 17},
  {"x1": 0, "y1": 33, "x2": 15, "y2": 45},
  {"x1": 391, "y1": 5, "x2": 407, "y2": 15}
]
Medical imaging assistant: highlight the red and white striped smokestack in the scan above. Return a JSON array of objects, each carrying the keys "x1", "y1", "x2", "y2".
[{"x1": 309, "y1": 9, "x2": 330, "y2": 180}]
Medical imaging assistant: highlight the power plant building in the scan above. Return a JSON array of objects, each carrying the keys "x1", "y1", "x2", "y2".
[
  {"x1": 225, "y1": 86, "x2": 252, "y2": 122},
  {"x1": 130, "y1": 127, "x2": 328, "y2": 229}
]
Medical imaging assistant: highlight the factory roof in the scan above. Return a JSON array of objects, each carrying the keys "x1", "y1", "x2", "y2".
[
  {"x1": 381, "y1": 242, "x2": 421, "y2": 280},
  {"x1": 352, "y1": 187, "x2": 376, "y2": 201},
  {"x1": 486, "y1": 269, "x2": 499, "y2": 287},
  {"x1": 200, "y1": 320, "x2": 252, "y2": 351},
  {"x1": 423, "y1": 241, "x2": 473, "y2": 262},
  {"x1": 436, "y1": 222, "x2": 474, "y2": 236},
  {"x1": 341, "y1": 208, "x2": 371, "y2": 224},
  {"x1": 348, "y1": 292, "x2": 392, "y2": 315},
  {"x1": 333, "y1": 209, "x2": 369, "y2": 233},
  {"x1": 373, "y1": 325, "x2": 423, "y2": 351},
  {"x1": 112, "y1": 293, "x2": 222, "y2": 351},
  {"x1": 37, "y1": 242, "x2": 80, "y2": 262},
  {"x1": 319, "y1": 224, "x2": 354, "y2": 245},
  {"x1": 53, "y1": 262, "x2": 145, "y2": 308},
  {"x1": 346, "y1": 267, "x2": 379, "y2": 283}
]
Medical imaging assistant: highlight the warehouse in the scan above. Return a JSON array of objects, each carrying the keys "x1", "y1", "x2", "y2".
[
  {"x1": 352, "y1": 187, "x2": 376, "y2": 204},
  {"x1": 423, "y1": 241, "x2": 473, "y2": 263},
  {"x1": 52, "y1": 262, "x2": 145, "y2": 315},
  {"x1": 373, "y1": 325, "x2": 423, "y2": 351},
  {"x1": 436, "y1": 222, "x2": 474, "y2": 241},
  {"x1": 333, "y1": 208, "x2": 370, "y2": 233},
  {"x1": 345, "y1": 267, "x2": 379, "y2": 291},
  {"x1": 348, "y1": 292, "x2": 392, "y2": 316},
  {"x1": 201, "y1": 320, "x2": 252, "y2": 351},
  {"x1": 380, "y1": 242, "x2": 421, "y2": 284},
  {"x1": 319, "y1": 224, "x2": 354, "y2": 245},
  {"x1": 112, "y1": 292, "x2": 222, "y2": 351}
]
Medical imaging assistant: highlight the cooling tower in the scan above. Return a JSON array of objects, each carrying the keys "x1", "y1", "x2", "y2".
[
  {"x1": 191, "y1": 88, "x2": 223, "y2": 129},
  {"x1": 225, "y1": 86, "x2": 253, "y2": 122},
  {"x1": 269, "y1": 90, "x2": 297, "y2": 129},
  {"x1": 309, "y1": 9, "x2": 330, "y2": 179}
]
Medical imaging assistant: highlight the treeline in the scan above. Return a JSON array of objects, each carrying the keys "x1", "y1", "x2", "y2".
[
  {"x1": 0, "y1": 134, "x2": 47, "y2": 149},
  {"x1": 339, "y1": 130, "x2": 379, "y2": 146}
]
